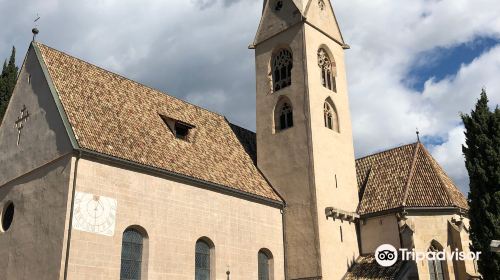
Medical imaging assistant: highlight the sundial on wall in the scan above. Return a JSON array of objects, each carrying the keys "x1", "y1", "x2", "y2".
[{"x1": 72, "y1": 191, "x2": 117, "y2": 236}]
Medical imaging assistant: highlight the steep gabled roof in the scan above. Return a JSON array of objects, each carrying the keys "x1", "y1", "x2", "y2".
[
  {"x1": 33, "y1": 42, "x2": 281, "y2": 203},
  {"x1": 356, "y1": 142, "x2": 468, "y2": 215}
]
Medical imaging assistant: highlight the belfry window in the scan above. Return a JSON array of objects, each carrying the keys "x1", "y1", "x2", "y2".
[
  {"x1": 318, "y1": 48, "x2": 337, "y2": 92},
  {"x1": 272, "y1": 49, "x2": 293, "y2": 92},
  {"x1": 279, "y1": 103, "x2": 293, "y2": 130},
  {"x1": 120, "y1": 228, "x2": 146, "y2": 280},
  {"x1": 324, "y1": 99, "x2": 339, "y2": 132}
]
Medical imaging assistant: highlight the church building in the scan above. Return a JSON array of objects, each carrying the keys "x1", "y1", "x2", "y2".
[{"x1": 0, "y1": 0, "x2": 480, "y2": 279}]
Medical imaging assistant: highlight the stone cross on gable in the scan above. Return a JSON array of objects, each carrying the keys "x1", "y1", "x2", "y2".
[{"x1": 14, "y1": 105, "x2": 30, "y2": 146}]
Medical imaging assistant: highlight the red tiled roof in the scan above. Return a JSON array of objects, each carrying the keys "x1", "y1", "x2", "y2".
[
  {"x1": 356, "y1": 143, "x2": 468, "y2": 215},
  {"x1": 34, "y1": 42, "x2": 281, "y2": 202}
]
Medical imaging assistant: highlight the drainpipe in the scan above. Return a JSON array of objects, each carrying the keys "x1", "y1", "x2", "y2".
[
  {"x1": 63, "y1": 151, "x2": 81, "y2": 280},
  {"x1": 282, "y1": 203, "x2": 288, "y2": 280}
]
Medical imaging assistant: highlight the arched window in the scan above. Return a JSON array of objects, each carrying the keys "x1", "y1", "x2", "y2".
[
  {"x1": 428, "y1": 242, "x2": 447, "y2": 280},
  {"x1": 272, "y1": 49, "x2": 293, "y2": 92},
  {"x1": 273, "y1": 98, "x2": 294, "y2": 132},
  {"x1": 324, "y1": 99, "x2": 339, "y2": 132},
  {"x1": 258, "y1": 249, "x2": 274, "y2": 280},
  {"x1": 120, "y1": 227, "x2": 147, "y2": 280},
  {"x1": 318, "y1": 48, "x2": 336, "y2": 92},
  {"x1": 195, "y1": 238, "x2": 214, "y2": 280}
]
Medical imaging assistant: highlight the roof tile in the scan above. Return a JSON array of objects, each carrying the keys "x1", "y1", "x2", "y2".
[{"x1": 35, "y1": 42, "x2": 281, "y2": 202}]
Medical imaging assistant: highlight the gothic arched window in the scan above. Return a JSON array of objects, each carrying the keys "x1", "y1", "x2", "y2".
[
  {"x1": 272, "y1": 49, "x2": 293, "y2": 92},
  {"x1": 324, "y1": 99, "x2": 339, "y2": 132},
  {"x1": 120, "y1": 227, "x2": 147, "y2": 280},
  {"x1": 258, "y1": 249, "x2": 274, "y2": 280},
  {"x1": 274, "y1": 98, "x2": 294, "y2": 131},
  {"x1": 195, "y1": 238, "x2": 214, "y2": 280},
  {"x1": 428, "y1": 242, "x2": 447, "y2": 280},
  {"x1": 318, "y1": 48, "x2": 337, "y2": 92}
]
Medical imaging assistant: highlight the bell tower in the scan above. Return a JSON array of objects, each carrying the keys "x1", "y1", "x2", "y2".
[{"x1": 251, "y1": 1, "x2": 360, "y2": 279}]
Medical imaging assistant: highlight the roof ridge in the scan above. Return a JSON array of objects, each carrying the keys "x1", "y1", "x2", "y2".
[
  {"x1": 356, "y1": 142, "x2": 418, "y2": 161},
  {"x1": 34, "y1": 42, "x2": 227, "y2": 120},
  {"x1": 401, "y1": 142, "x2": 420, "y2": 206},
  {"x1": 420, "y1": 144, "x2": 456, "y2": 207}
]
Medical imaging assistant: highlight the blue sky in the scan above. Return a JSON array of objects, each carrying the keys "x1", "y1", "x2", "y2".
[
  {"x1": 1, "y1": 0, "x2": 500, "y2": 194},
  {"x1": 406, "y1": 36, "x2": 500, "y2": 92}
]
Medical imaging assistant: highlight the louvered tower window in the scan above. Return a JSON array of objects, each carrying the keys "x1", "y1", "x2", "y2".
[
  {"x1": 195, "y1": 240, "x2": 211, "y2": 280},
  {"x1": 120, "y1": 228, "x2": 144, "y2": 280}
]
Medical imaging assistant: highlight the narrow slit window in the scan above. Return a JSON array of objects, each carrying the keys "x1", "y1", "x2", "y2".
[{"x1": 340, "y1": 226, "x2": 343, "y2": 242}]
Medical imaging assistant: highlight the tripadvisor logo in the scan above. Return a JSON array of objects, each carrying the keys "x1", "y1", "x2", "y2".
[
  {"x1": 375, "y1": 244, "x2": 398, "y2": 267},
  {"x1": 375, "y1": 244, "x2": 481, "y2": 267}
]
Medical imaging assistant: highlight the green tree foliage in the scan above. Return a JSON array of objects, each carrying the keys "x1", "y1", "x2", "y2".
[
  {"x1": 462, "y1": 89, "x2": 500, "y2": 279},
  {"x1": 0, "y1": 46, "x2": 19, "y2": 124}
]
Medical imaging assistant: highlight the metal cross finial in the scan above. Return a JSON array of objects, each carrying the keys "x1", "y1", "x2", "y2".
[
  {"x1": 416, "y1": 128, "x2": 420, "y2": 143},
  {"x1": 32, "y1": 14, "x2": 40, "y2": 41},
  {"x1": 14, "y1": 105, "x2": 30, "y2": 146}
]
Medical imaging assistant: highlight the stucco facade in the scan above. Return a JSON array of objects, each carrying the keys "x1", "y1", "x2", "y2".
[
  {"x1": 65, "y1": 158, "x2": 284, "y2": 280},
  {"x1": 254, "y1": 1, "x2": 359, "y2": 279},
  {"x1": 358, "y1": 211, "x2": 480, "y2": 280}
]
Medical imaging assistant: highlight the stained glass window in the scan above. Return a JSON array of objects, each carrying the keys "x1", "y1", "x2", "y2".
[
  {"x1": 120, "y1": 228, "x2": 144, "y2": 280},
  {"x1": 272, "y1": 49, "x2": 293, "y2": 92},
  {"x1": 196, "y1": 240, "x2": 211, "y2": 280}
]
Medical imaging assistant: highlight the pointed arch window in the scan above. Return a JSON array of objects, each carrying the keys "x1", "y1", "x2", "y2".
[
  {"x1": 195, "y1": 238, "x2": 214, "y2": 280},
  {"x1": 274, "y1": 97, "x2": 294, "y2": 132},
  {"x1": 120, "y1": 227, "x2": 147, "y2": 280},
  {"x1": 324, "y1": 99, "x2": 339, "y2": 132},
  {"x1": 318, "y1": 48, "x2": 337, "y2": 92},
  {"x1": 258, "y1": 249, "x2": 274, "y2": 280},
  {"x1": 272, "y1": 49, "x2": 293, "y2": 92},
  {"x1": 428, "y1": 242, "x2": 447, "y2": 280}
]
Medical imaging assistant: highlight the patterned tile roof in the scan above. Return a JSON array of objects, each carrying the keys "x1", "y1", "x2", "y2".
[
  {"x1": 343, "y1": 255, "x2": 407, "y2": 280},
  {"x1": 34, "y1": 42, "x2": 281, "y2": 202},
  {"x1": 356, "y1": 142, "x2": 468, "y2": 215}
]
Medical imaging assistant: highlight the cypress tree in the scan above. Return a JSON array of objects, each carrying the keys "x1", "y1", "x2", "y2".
[
  {"x1": 0, "y1": 46, "x2": 18, "y2": 124},
  {"x1": 462, "y1": 89, "x2": 500, "y2": 279}
]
